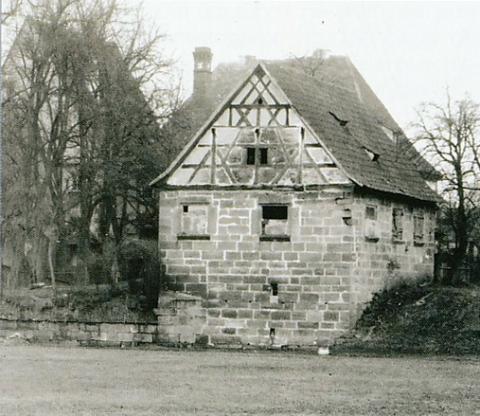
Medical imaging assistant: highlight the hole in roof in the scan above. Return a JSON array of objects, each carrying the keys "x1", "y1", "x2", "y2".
[
  {"x1": 328, "y1": 111, "x2": 348, "y2": 126},
  {"x1": 364, "y1": 147, "x2": 379, "y2": 162}
]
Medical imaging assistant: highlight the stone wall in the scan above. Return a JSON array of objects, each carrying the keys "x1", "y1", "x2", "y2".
[
  {"x1": 350, "y1": 192, "x2": 436, "y2": 318},
  {"x1": 159, "y1": 187, "x2": 358, "y2": 347},
  {"x1": 0, "y1": 318, "x2": 158, "y2": 346},
  {"x1": 158, "y1": 187, "x2": 436, "y2": 347}
]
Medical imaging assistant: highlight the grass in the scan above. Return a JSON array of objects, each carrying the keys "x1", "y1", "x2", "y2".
[{"x1": 0, "y1": 345, "x2": 479, "y2": 415}]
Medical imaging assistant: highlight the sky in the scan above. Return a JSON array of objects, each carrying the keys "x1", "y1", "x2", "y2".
[{"x1": 141, "y1": 0, "x2": 480, "y2": 131}]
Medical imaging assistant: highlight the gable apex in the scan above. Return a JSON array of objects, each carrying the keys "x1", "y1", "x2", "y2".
[{"x1": 151, "y1": 62, "x2": 354, "y2": 189}]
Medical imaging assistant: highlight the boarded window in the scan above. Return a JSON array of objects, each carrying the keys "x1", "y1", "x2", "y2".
[
  {"x1": 180, "y1": 204, "x2": 209, "y2": 236},
  {"x1": 261, "y1": 205, "x2": 289, "y2": 239},
  {"x1": 414, "y1": 215, "x2": 424, "y2": 244},
  {"x1": 392, "y1": 208, "x2": 403, "y2": 241}
]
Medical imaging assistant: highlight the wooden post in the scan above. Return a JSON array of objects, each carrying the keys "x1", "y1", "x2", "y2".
[
  {"x1": 211, "y1": 128, "x2": 216, "y2": 185},
  {"x1": 298, "y1": 127, "x2": 305, "y2": 184}
]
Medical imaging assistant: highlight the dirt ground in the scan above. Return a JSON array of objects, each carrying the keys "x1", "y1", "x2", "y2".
[{"x1": 0, "y1": 345, "x2": 479, "y2": 415}]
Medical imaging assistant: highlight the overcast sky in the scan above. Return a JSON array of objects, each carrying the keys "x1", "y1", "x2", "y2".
[{"x1": 142, "y1": 0, "x2": 480, "y2": 131}]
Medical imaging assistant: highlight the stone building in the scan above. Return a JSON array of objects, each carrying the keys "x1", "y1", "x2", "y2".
[{"x1": 150, "y1": 48, "x2": 441, "y2": 347}]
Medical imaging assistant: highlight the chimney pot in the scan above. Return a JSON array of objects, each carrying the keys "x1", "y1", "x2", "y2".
[
  {"x1": 193, "y1": 47, "x2": 212, "y2": 100},
  {"x1": 244, "y1": 55, "x2": 257, "y2": 67}
]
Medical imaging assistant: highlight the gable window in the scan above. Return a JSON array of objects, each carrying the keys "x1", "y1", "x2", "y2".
[
  {"x1": 260, "y1": 204, "x2": 289, "y2": 241},
  {"x1": 245, "y1": 147, "x2": 268, "y2": 165},
  {"x1": 246, "y1": 147, "x2": 256, "y2": 165},
  {"x1": 260, "y1": 148, "x2": 268, "y2": 165},
  {"x1": 178, "y1": 203, "x2": 210, "y2": 240},
  {"x1": 392, "y1": 208, "x2": 404, "y2": 242},
  {"x1": 413, "y1": 215, "x2": 425, "y2": 245}
]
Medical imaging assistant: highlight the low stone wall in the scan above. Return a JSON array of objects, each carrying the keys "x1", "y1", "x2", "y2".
[{"x1": 0, "y1": 318, "x2": 158, "y2": 346}]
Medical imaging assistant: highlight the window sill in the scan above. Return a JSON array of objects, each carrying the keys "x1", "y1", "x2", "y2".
[
  {"x1": 413, "y1": 240, "x2": 425, "y2": 247},
  {"x1": 177, "y1": 234, "x2": 210, "y2": 241},
  {"x1": 260, "y1": 235, "x2": 290, "y2": 242},
  {"x1": 365, "y1": 236, "x2": 379, "y2": 243},
  {"x1": 392, "y1": 238, "x2": 405, "y2": 244}
]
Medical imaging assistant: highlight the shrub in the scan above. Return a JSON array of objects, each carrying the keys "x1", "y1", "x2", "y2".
[
  {"x1": 118, "y1": 239, "x2": 165, "y2": 310},
  {"x1": 86, "y1": 252, "x2": 110, "y2": 285}
]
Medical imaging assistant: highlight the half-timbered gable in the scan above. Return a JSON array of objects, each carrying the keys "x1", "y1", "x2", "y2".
[{"x1": 166, "y1": 65, "x2": 349, "y2": 188}]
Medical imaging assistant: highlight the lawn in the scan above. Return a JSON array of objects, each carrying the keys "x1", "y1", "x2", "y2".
[{"x1": 0, "y1": 345, "x2": 479, "y2": 415}]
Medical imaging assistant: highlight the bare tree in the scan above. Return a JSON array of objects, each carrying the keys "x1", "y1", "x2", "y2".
[
  {"x1": 414, "y1": 92, "x2": 480, "y2": 283},
  {"x1": 289, "y1": 49, "x2": 328, "y2": 77},
  {"x1": 2, "y1": 0, "x2": 178, "y2": 288},
  {"x1": 1, "y1": 0, "x2": 23, "y2": 24}
]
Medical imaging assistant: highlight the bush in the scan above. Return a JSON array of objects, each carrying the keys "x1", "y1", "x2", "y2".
[
  {"x1": 86, "y1": 253, "x2": 110, "y2": 285},
  {"x1": 352, "y1": 278, "x2": 480, "y2": 354},
  {"x1": 118, "y1": 239, "x2": 164, "y2": 310}
]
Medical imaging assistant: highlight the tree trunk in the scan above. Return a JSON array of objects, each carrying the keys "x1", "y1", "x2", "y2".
[{"x1": 47, "y1": 236, "x2": 56, "y2": 292}]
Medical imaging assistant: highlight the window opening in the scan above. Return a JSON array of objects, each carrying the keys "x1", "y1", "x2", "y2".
[
  {"x1": 246, "y1": 147, "x2": 256, "y2": 165},
  {"x1": 261, "y1": 205, "x2": 289, "y2": 240},
  {"x1": 270, "y1": 282, "x2": 278, "y2": 296},
  {"x1": 366, "y1": 206, "x2": 377, "y2": 220},
  {"x1": 259, "y1": 148, "x2": 268, "y2": 165},
  {"x1": 414, "y1": 215, "x2": 424, "y2": 244},
  {"x1": 392, "y1": 208, "x2": 404, "y2": 241}
]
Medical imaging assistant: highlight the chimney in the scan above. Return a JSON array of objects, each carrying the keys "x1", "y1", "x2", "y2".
[
  {"x1": 244, "y1": 55, "x2": 257, "y2": 67},
  {"x1": 193, "y1": 47, "x2": 212, "y2": 101}
]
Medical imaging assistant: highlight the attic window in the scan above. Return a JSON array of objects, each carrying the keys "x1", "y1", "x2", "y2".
[
  {"x1": 246, "y1": 147, "x2": 256, "y2": 165},
  {"x1": 364, "y1": 147, "x2": 379, "y2": 161},
  {"x1": 329, "y1": 111, "x2": 348, "y2": 126},
  {"x1": 246, "y1": 147, "x2": 268, "y2": 165},
  {"x1": 257, "y1": 97, "x2": 264, "y2": 105},
  {"x1": 260, "y1": 148, "x2": 268, "y2": 165}
]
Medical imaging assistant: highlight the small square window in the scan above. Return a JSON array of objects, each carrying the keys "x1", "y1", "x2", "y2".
[
  {"x1": 246, "y1": 147, "x2": 255, "y2": 165},
  {"x1": 260, "y1": 205, "x2": 289, "y2": 241},
  {"x1": 366, "y1": 205, "x2": 377, "y2": 220}
]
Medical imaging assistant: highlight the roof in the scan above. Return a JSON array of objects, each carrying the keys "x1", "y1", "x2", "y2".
[{"x1": 153, "y1": 54, "x2": 441, "y2": 203}]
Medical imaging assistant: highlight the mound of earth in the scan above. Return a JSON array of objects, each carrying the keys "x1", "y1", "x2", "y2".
[{"x1": 333, "y1": 282, "x2": 480, "y2": 355}]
